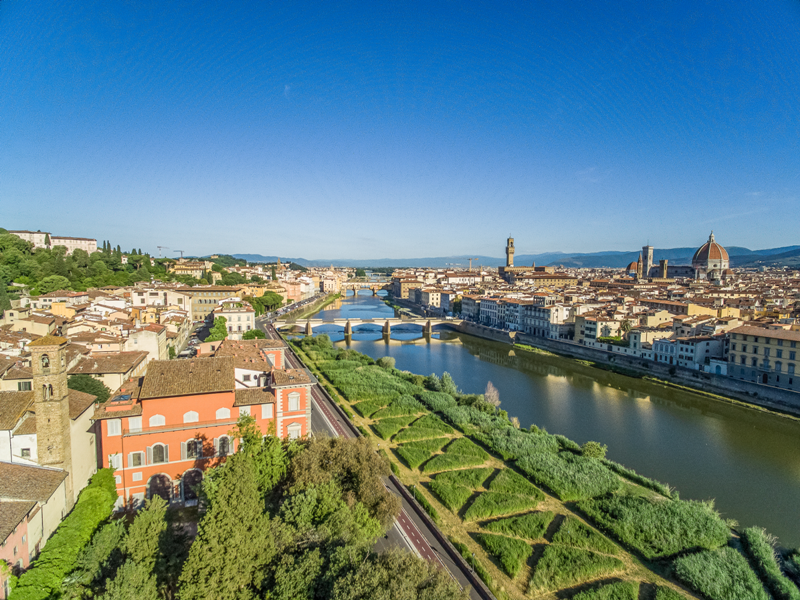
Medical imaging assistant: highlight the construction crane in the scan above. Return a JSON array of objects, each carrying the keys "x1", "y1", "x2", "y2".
[
  {"x1": 174, "y1": 250, "x2": 185, "y2": 259},
  {"x1": 467, "y1": 258, "x2": 479, "y2": 271},
  {"x1": 157, "y1": 246, "x2": 169, "y2": 258}
]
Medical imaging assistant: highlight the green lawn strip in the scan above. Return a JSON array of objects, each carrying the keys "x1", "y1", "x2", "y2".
[
  {"x1": 395, "y1": 437, "x2": 450, "y2": 470},
  {"x1": 408, "y1": 485, "x2": 440, "y2": 525},
  {"x1": 423, "y1": 453, "x2": 489, "y2": 474},
  {"x1": 741, "y1": 526, "x2": 800, "y2": 600},
  {"x1": 528, "y1": 545, "x2": 625, "y2": 594},
  {"x1": 551, "y1": 515, "x2": 620, "y2": 555},
  {"x1": 371, "y1": 415, "x2": 418, "y2": 440},
  {"x1": 517, "y1": 451, "x2": 620, "y2": 501},
  {"x1": 429, "y1": 480, "x2": 474, "y2": 513},
  {"x1": 654, "y1": 586, "x2": 690, "y2": 600},
  {"x1": 672, "y1": 547, "x2": 770, "y2": 600},
  {"x1": 435, "y1": 467, "x2": 493, "y2": 489},
  {"x1": 475, "y1": 533, "x2": 533, "y2": 578},
  {"x1": 573, "y1": 581, "x2": 639, "y2": 600},
  {"x1": 371, "y1": 395, "x2": 426, "y2": 419},
  {"x1": 352, "y1": 398, "x2": 388, "y2": 417},
  {"x1": 488, "y1": 468, "x2": 544, "y2": 499},
  {"x1": 394, "y1": 427, "x2": 452, "y2": 443},
  {"x1": 464, "y1": 491, "x2": 541, "y2": 522},
  {"x1": 449, "y1": 536, "x2": 494, "y2": 589},
  {"x1": 482, "y1": 511, "x2": 554, "y2": 541},
  {"x1": 411, "y1": 414, "x2": 455, "y2": 434},
  {"x1": 577, "y1": 495, "x2": 730, "y2": 560},
  {"x1": 443, "y1": 436, "x2": 490, "y2": 459}
]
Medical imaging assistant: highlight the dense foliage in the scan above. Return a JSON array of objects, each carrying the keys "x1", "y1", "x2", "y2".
[
  {"x1": 428, "y1": 481, "x2": 473, "y2": 513},
  {"x1": 203, "y1": 316, "x2": 228, "y2": 343},
  {"x1": 11, "y1": 470, "x2": 118, "y2": 600},
  {"x1": 741, "y1": 527, "x2": 800, "y2": 600},
  {"x1": 528, "y1": 546, "x2": 624, "y2": 594},
  {"x1": 577, "y1": 495, "x2": 730, "y2": 560},
  {"x1": 475, "y1": 533, "x2": 531, "y2": 577},
  {"x1": 482, "y1": 511, "x2": 554, "y2": 541},
  {"x1": 68, "y1": 374, "x2": 112, "y2": 403},
  {"x1": 572, "y1": 581, "x2": 639, "y2": 600},
  {"x1": 672, "y1": 547, "x2": 769, "y2": 600},
  {"x1": 551, "y1": 516, "x2": 619, "y2": 555},
  {"x1": 395, "y1": 438, "x2": 449, "y2": 470},
  {"x1": 463, "y1": 491, "x2": 541, "y2": 522},
  {"x1": 517, "y1": 451, "x2": 620, "y2": 501},
  {"x1": 434, "y1": 467, "x2": 492, "y2": 489}
]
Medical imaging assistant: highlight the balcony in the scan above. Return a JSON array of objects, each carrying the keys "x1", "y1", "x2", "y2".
[{"x1": 123, "y1": 418, "x2": 238, "y2": 437}]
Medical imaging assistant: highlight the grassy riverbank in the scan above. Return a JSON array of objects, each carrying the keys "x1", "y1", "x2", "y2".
[
  {"x1": 290, "y1": 335, "x2": 800, "y2": 600},
  {"x1": 281, "y1": 293, "x2": 340, "y2": 322}
]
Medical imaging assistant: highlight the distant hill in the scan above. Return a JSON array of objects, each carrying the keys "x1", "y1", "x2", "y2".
[{"x1": 230, "y1": 245, "x2": 800, "y2": 269}]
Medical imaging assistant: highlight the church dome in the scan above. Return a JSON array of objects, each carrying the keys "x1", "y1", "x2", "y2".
[
  {"x1": 625, "y1": 261, "x2": 639, "y2": 272},
  {"x1": 692, "y1": 232, "x2": 730, "y2": 271}
]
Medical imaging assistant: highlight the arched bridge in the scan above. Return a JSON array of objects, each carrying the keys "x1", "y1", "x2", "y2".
[
  {"x1": 276, "y1": 317, "x2": 462, "y2": 335},
  {"x1": 341, "y1": 281, "x2": 392, "y2": 295}
]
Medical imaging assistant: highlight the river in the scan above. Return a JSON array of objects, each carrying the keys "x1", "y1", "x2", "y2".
[{"x1": 301, "y1": 290, "x2": 800, "y2": 546}]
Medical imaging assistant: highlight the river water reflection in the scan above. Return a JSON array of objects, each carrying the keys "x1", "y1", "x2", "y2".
[{"x1": 302, "y1": 291, "x2": 800, "y2": 545}]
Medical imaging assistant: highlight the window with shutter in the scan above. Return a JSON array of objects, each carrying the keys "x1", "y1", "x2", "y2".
[
  {"x1": 147, "y1": 446, "x2": 153, "y2": 464},
  {"x1": 181, "y1": 442, "x2": 187, "y2": 461},
  {"x1": 149, "y1": 414, "x2": 166, "y2": 427},
  {"x1": 107, "y1": 419, "x2": 121, "y2": 436},
  {"x1": 239, "y1": 406, "x2": 251, "y2": 417},
  {"x1": 261, "y1": 404, "x2": 274, "y2": 419},
  {"x1": 152, "y1": 444, "x2": 167, "y2": 464},
  {"x1": 128, "y1": 452, "x2": 143, "y2": 468},
  {"x1": 128, "y1": 417, "x2": 142, "y2": 433},
  {"x1": 288, "y1": 392, "x2": 300, "y2": 412},
  {"x1": 216, "y1": 408, "x2": 230, "y2": 420},
  {"x1": 183, "y1": 411, "x2": 199, "y2": 423},
  {"x1": 218, "y1": 436, "x2": 230, "y2": 457}
]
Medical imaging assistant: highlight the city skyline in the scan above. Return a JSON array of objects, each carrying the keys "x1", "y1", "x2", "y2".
[{"x1": 2, "y1": 1, "x2": 799, "y2": 258}]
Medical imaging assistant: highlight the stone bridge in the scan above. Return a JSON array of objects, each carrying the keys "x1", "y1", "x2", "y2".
[
  {"x1": 341, "y1": 281, "x2": 391, "y2": 295},
  {"x1": 276, "y1": 317, "x2": 462, "y2": 335}
]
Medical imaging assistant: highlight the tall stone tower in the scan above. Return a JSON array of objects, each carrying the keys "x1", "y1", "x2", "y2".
[
  {"x1": 29, "y1": 335, "x2": 74, "y2": 507},
  {"x1": 642, "y1": 245, "x2": 654, "y2": 278},
  {"x1": 636, "y1": 253, "x2": 643, "y2": 279},
  {"x1": 660, "y1": 259, "x2": 669, "y2": 279},
  {"x1": 505, "y1": 237, "x2": 515, "y2": 268}
]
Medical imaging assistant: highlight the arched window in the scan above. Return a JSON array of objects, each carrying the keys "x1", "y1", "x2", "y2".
[
  {"x1": 41, "y1": 355, "x2": 50, "y2": 369},
  {"x1": 61, "y1": 354, "x2": 65, "y2": 368},
  {"x1": 149, "y1": 414, "x2": 166, "y2": 427},
  {"x1": 183, "y1": 439, "x2": 202, "y2": 460},
  {"x1": 43, "y1": 385, "x2": 50, "y2": 400},
  {"x1": 150, "y1": 443, "x2": 168, "y2": 464},
  {"x1": 288, "y1": 392, "x2": 300, "y2": 412},
  {"x1": 48, "y1": 385, "x2": 53, "y2": 399},
  {"x1": 217, "y1": 436, "x2": 230, "y2": 457},
  {"x1": 215, "y1": 407, "x2": 230, "y2": 420},
  {"x1": 148, "y1": 474, "x2": 172, "y2": 501},
  {"x1": 183, "y1": 411, "x2": 199, "y2": 423},
  {"x1": 286, "y1": 423, "x2": 302, "y2": 440}
]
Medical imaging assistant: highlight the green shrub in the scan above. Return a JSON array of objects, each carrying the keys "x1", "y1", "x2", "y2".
[
  {"x1": 573, "y1": 581, "x2": 639, "y2": 600},
  {"x1": 395, "y1": 438, "x2": 450, "y2": 470},
  {"x1": 352, "y1": 399, "x2": 387, "y2": 417},
  {"x1": 340, "y1": 405, "x2": 354, "y2": 419},
  {"x1": 442, "y1": 437, "x2": 490, "y2": 459},
  {"x1": 429, "y1": 481, "x2": 474, "y2": 512},
  {"x1": 528, "y1": 545, "x2": 624, "y2": 594},
  {"x1": 577, "y1": 495, "x2": 730, "y2": 560},
  {"x1": 554, "y1": 434, "x2": 582, "y2": 452},
  {"x1": 475, "y1": 533, "x2": 532, "y2": 578},
  {"x1": 464, "y1": 492, "x2": 541, "y2": 522},
  {"x1": 449, "y1": 537, "x2": 493, "y2": 588},
  {"x1": 551, "y1": 516, "x2": 619, "y2": 555},
  {"x1": 408, "y1": 485, "x2": 440, "y2": 524},
  {"x1": 517, "y1": 451, "x2": 620, "y2": 501},
  {"x1": 411, "y1": 414, "x2": 454, "y2": 434},
  {"x1": 786, "y1": 551, "x2": 800, "y2": 579},
  {"x1": 435, "y1": 467, "x2": 493, "y2": 489},
  {"x1": 393, "y1": 427, "x2": 452, "y2": 443},
  {"x1": 741, "y1": 527, "x2": 800, "y2": 600},
  {"x1": 371, "y1": 395, "x2": 425, "y2": 419},
  {"x1": 472, "y1": 426, "x2": 559, "y2": 460},
  {"x1": 357, "y1": 425, "x2": 371, "y2": 437},
  {"x1": 378, "y1": 448, "x2": 400, "y2": 476},
  {"x1": 11, "y1": 470, "x2": 118, "y2": 600},
  {"x1": 602, "y1": 459, "x2": 675, "y2": 498},
  {"x1": 582, "y1": 441, "x2": 608, "y2": 459},
  {"x1": 483, "y1": 511, "x2": 554, "y2": 541},
  {"x1": 672, "y1": 547, "x2": 769, "y2": 600},
  {"x1": 423, "y1": 453, "x2": 488, "y2": 474},
  {"x1": 322, "y1": 363, "x2": 424, "y2": 403},
  {"x1": 417, "y1": 391, "x2": 458, "y2": 411},
  {"x1": 371, "y1": 416, "x2": 417, "y2": 440},
  {"x1": 488, "y1": 469, "x2": 542, "y2": 498},
  {"x1": 654, "y1": 586, "x2": 689, "y2": 600}
]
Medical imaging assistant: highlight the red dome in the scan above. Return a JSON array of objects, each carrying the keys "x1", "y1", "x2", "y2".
[
  {"x1": 625, "y1": 261, "x2": 639, "y2": 272},
  {"x1": 692, "y1": 232, "x2": 729, "y2": 268}
]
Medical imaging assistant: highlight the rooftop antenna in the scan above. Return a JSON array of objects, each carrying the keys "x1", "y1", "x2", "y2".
[{"x1": 157, "y1": 245, "x2": 169, "y2": 258}]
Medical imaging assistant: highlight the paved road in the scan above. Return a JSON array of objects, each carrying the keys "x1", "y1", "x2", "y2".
[{"x1": 257, "y1": 320, "x2": 488, "y2": 600}]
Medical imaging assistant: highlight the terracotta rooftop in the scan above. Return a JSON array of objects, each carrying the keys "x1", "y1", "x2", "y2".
[
  {"x1": 28, "y1": 335, "x2": 68, "y2": 347},
  {"x1": 0, "y1": 392, "x2": 34, "y2": 430},
  {"x1": 0, "y1": 500, "x2": 37, "y2": 542},
  {"x1": 139, "y1": 356, "x2": 235, "y2": 400},
  {"x1": 233, "y1": 388, "x2": 276, "y2": 406},
  {"x1": 69, "y1": 352, "x2": 148, "y2": 376},
  {"x1": 69, "y1": 389, "x2": 97, "y2": 419},
  {"x1": 729, "y1": 326, "x2": 800, "y2": 342},
  {"x1": 93, "y1": 378, "x2": 144, "y2": 420},
  {"x1": 0, "y1": 462, "x2": 69, "y2": 503},
  {"x1": 272, "y1": 368, "x2": 312, "y2": 387}
]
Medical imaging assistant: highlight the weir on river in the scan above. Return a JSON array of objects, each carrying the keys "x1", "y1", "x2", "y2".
[{"x1": 300, "y1": 290, "x2": 800, "y2": 546}]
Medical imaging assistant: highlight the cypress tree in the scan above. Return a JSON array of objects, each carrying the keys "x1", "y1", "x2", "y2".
[{"x1": 0, "y1": 278, "x2": 11, "y2": 313}]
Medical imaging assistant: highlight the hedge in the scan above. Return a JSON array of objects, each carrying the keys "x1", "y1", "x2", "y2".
[
  {"x1": 475, "y1": 533, "x2": 532, "y2": 578},
  {"x1": 434, "y1": 467, "x2": 493, "y2": 489},
  {"x1": 672, "y1": 547, "x2": 769, "y2": 600},
  {"x1": 408, "y1": 485, "x2": 440, "y2": 525},
  {"x1": 10, "y1": 470, "x2": 118, "y2": 600},
  {"x1": 488, "y1": 469, "x2": 543, "y2": 499},
  {"x1": 551, "y1": 516, "x2": 619, "y2": 555},
  {"x1": 741, "y1": 526, "x2": 800, "y2": 600},
  {"x1": 371, "y1": 415, "x2": 417, "y2": 440},
  {"x1": 464, "y1": 492, "x2": 541, "y2": 522},
  {"x1": 517, "y1": 451, "x2": 620, "y2": 501},
  {"x1": 528, "y1": 545, "x2": 624, "y2": 594},
  {"x1": 573, "y1": 581, "x2": 639, "y2": 600},
  {"x1": 429, "y1": 481, "x2": 474, "y2": 513},
  {"x1": 449, "y1": 536, "x2": 493, "y2": 589},
  {"x1": 577, "y1": 496, "x2": 730, "y2": 560},
  {"x1": 483, "y1": 511, "x2": 554, "y2": 541}
]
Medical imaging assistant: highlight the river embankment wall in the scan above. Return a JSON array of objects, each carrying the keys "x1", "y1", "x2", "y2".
[{"x1": 456, "y1": 321, "x2": 800, "y2": 418}]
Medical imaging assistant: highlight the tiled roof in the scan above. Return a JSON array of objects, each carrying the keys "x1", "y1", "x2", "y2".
[
  {"x1": 14, "y1": 415, "x2": 36, "y2": 435},
  {"x1": 68, "y1": 352, "x2": 148, "y2": 375},
  {"x1": 69, "y1": 390, "x2": 97, "y2": 419},
  {"x1": 0, "y1": 392, "x2": 34, "y2": 430},
  {"x1": 0, "y1": 500, "x2": 37, "y2": 542},
  {"x1": 0, "y1": 462, "x2": 68, "y2": 503},
  {"x1": 139, "y1": 357, "x2": 235, "y2": 399},
  {"x1": 92, "y1": 378, "x2": 143, "y2": 420},
  {"x1": 28, "y1": 335, "x2": 68, "y2": 347},
  {"x1": 729, "y1": 326, "x2": 800, "y2": 342},
  {"x1": 233, "y1": 388, "x2": 276, "y2": 406},
  {"x1": 272, "y1": 369, "x2": 312, "y2": 387}
]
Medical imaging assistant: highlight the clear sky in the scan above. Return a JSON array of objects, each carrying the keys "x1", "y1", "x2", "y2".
[{"x1": 1, "y1": 1, "x2": 799, "y2": 260}]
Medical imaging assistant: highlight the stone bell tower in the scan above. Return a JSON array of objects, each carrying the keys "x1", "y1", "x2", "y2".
[
  {"x1": 506, "y1": 237, "x2": 515, "y2": 268},
  {"x1": 29, "y1": 335, "x2": 74, "y2": 507}
]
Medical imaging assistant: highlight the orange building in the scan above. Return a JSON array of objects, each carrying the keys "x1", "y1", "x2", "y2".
[{"x1": 93, "y1": 341, "x2": 311, "y2": 507}]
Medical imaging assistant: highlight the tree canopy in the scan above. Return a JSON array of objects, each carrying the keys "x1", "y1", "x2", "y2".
[{"x1": 68, "y1": 374, "x2": 112, "y2": 403}]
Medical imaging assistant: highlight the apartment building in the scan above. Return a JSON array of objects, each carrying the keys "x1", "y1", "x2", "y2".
[{"x1": 727, "y1": 326, "x2": 799, "y2": 390}]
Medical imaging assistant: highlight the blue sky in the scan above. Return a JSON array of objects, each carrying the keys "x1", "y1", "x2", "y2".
[{"x1": 1, "y1": 1, "x2": 799, "y2": 260}]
